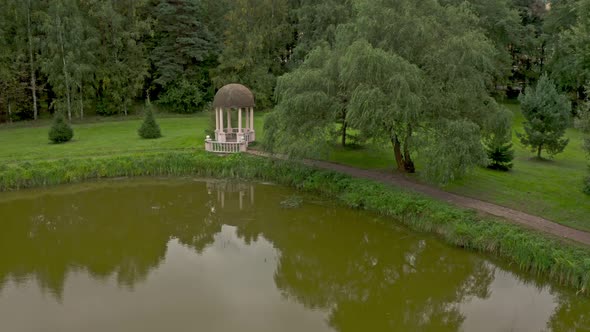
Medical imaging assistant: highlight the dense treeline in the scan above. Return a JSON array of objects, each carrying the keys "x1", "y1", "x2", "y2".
[
  {"x1": 1, "y1": 0, "x2": 587, "y2": 122},
  {"x1": 261, "y1": 0, "x2": 590, "y2": 182},
  {"x1": 1, "y1": 0, "x2": 589, "y2": 183}
]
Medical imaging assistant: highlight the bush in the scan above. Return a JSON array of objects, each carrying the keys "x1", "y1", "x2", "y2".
[
  {"x1": 48, "y1": 112, "x2": 74, "y2": 144},
  {"x1": 138, "y1": 107, "x2": 162, "y2": 139},
  {"x1": 584, "y1": 175, "x2": 590, "y2": 195},
  {"x1": 157, "y1": 78, "x2": 206, "y2": 113},
  {"x1": 96, "y1": 99, "x2": 118, "y2": 116}
]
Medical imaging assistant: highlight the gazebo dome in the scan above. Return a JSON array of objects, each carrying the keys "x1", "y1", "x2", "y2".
[{"x1": 212, "y1": 84, "x2": 255, "y2": 109}]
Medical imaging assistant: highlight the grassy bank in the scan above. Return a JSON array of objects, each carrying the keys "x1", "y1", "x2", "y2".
[
  {"x1": 2, "y1": 108, "x2": 588, "y2": 231},
  {"x1": 330, "y1": 103, "x2": 590, "y2": 231},
  {"x1": 0, "y1": 113, "x2": 266, "y2": 163},
  {"x1": 0, "y1": 151, "x2": 589, "y2": 294}
]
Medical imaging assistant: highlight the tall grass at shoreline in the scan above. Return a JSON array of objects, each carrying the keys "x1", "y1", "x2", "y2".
[{"x1": 0, "y1": 151, "x2": 589, "y2": 294}]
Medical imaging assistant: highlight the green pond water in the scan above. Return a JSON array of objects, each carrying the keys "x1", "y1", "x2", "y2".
[{"x1": 0, "y1": 178, "x2": 588, "y2": 332}]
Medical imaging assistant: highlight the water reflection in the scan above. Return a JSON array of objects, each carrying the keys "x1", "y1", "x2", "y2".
[{"x1": 0, "y1": 178, "x2": 588, "y2": 331}]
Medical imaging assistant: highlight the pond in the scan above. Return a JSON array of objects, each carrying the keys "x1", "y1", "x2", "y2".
[{"x1": 0, "y1": 178, "x2": 588, "y2": 331}]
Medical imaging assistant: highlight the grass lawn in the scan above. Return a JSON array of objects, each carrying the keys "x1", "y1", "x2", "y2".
[
  {"x1": 1, "y1": 104, "x2": 588, "y2": 230},
  {"x1": 0, "y1": 112, "x2": 266, "y2": 164},
  {"x1": 328, "y1": 103, "x2": 590, "y2": 231}
]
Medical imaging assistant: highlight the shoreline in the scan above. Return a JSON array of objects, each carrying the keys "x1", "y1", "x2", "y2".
[{"x1": 1, "y1": 150, "x2": 589, "y2": 295}]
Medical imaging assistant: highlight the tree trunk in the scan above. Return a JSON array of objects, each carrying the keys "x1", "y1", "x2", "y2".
[
  {"x1": 27, "y1": 1, "x2": 38, "y2": 120},
  {"x1": 341, "y1": 120, "x2": 347, "y2": 147},
  {"x1": 8, "y1": 99, "x2": 12, "y2": 123},
  {"x1": 537, "y1": 145, "x2": 542, "y2": 159},
  {"x1": 391, "y1": 135, "x2": 405, "y2": 172},
  {"x1": 403, "y1": 124, "x2": 416, "y2": 173},
  {"x1": 391, "y1": 132, "x2": 416, "y2": 173},
  {"x1": 79, "y1": 84, "x2": 84, "y2": 120},
  {"x1": 57, "y1": 14, "x2": 71, "y2": 121}
]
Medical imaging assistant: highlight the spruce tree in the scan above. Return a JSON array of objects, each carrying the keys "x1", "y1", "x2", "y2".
[
  {"x1": 517, "y1": 75, "x2": 571, "y2": 159},
  {"x1": 138, "y1": 107, "x2": 162, "y2": 139},
  {"x1": 48, "y1": 111, "x2": 74, "y2": 143},
  {"x1": 484, "y1": 109, "x2": 514, "y2": 171},
  {"x1": 485, "y1": 141, "x2": 514, "y2": 171}
]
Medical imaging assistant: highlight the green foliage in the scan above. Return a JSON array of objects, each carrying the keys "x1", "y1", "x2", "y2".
[
  {"x1": 150, "y1": 0, "x2": 216, "y2": 112},
  {"x1": 484, "y1": 108, "x2": 514, "y2": 171},
  {"x1": 86, "y1": 0, "x2": 150, "y2": 116},
  {"x1": 267, "y1": 0, "x2": 503, "y2": 183},
  {"x1": 290, "y1": 0, "x2": 353, "y2": 66},
  {"x1": 517, "y1": 75, "x2": 571, "y2": 158},
  {"x1": 150, "y1": 0, "x2": 215, "y2": 87},
  {"x1": 48, "y1": 111, "x2": 73, "y2": 143},
  {"x1": 584, "y1": 175, "x2": 590, "y2": 195},
  {"x1": 547, "y1": 0, "x2": 590, "y2": 98},
  {"x1": 95, "y1": 99, "x2": 118, "y2": 116},
  {"x1": 581, "y1": 94, "x2": 590, "y2": 194},
  {"x1": 1, "y1": 151, "x2": 590, "y2": 295},
  {"x1": 440, "y1": 0, "x2": 521, "y2": 90},
  {"x1": 157, "y1": 78, "x2": 205, "y2": 113},
  {"x1": 264, "y1": 31, "x2": 354, "y2": 157},
  {"x1": 138, "y1": 107, "x2": 162, "y2": 139},
  {"x1": 39, "y1": 0, "x2": 97, "y2": 120},
  {"x1": 212, "y1": 0, "x2": 293, "y2": 110},
  {"x1": 486, "y1": 142, "x2": 515, "y2": 171}
]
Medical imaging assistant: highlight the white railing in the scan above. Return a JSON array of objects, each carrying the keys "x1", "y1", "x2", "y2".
[
  {"x1": 219, "y1": 130, "x2": 255, "y2": 143},
  {"x1": 205, "y1": 140, "x2": 247, "y2": 154}
]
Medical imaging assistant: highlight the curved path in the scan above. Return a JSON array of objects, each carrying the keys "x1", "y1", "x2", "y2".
[{"x1": 246, "y1": 150, "x2": 590, "y2": 246}]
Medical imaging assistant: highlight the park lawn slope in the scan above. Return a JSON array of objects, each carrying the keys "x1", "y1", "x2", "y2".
[
  {"x1": 0, "y1": 114, "x2": 265, "y2": 164},
  {"x1": 328, "y1": 103, "x2": 590, "y2": 231}
]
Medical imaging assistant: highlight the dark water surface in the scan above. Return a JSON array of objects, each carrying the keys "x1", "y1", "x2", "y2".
[{"x1": 0, "y1": 178, "x2": 588, "y2": 332}]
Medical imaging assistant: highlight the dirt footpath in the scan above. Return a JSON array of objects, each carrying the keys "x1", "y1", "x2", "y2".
[{"x1": 247, "y1": 150, "x2": 590, "y2": 246}]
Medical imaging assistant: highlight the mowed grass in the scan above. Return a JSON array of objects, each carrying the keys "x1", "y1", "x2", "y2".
[
  {"x1": 1, "y1": 104, "x2": 588, "y2": 230},
  {"x1": 329, "y1": 103, "x2": 590, "y2": 231},
  {"x1": 448, "y1": 103, "x2": 590, "y2": 230},
  {"x1": 0, "y1": 112, "x2": 266, "y2": 164}
]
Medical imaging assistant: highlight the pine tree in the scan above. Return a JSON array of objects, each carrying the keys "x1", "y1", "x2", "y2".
[
  {"x1": 48, "y1": 111, "x2": 73, "y2": 143},
  {"x1": 138, "y1": 107, "x2": 162, "y2": 139},
  {"x1": 517, "y1": 75, "x2": 571, "y2": 159}
]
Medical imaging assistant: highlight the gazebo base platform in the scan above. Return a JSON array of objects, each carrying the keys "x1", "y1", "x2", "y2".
[
  {"x1": 205, "y1": 129, "x2": 255, "y2": 154},
  {"x1": 205, "y1": 139, "x2": 248, "y2": 154}
]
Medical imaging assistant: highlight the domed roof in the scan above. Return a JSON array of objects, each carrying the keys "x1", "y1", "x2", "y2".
[{"x1": 212, "y1": 84, "x2": 255, "y2": 109}]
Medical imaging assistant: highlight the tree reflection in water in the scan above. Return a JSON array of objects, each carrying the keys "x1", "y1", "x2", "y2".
[{"x1": 0, "y1": 179, "x2": 587, "y2": 331}]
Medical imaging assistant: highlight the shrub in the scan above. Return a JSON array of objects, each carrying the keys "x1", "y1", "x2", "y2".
[
  {"x1": 48, "y1": 112, "x2": 74, "y2": 144},
  {"x1": 157, "y1": 78, "x2": 206, "y2": 113},
  {"x1": 483, "y1": 107, "x2": 514, "y2": 171},
  {"x1": 485, "y1": 142, "x2": 514, "y2": 171},
  {"x1": 138, "y1": 107, "x2": 162, "y2": 139}
]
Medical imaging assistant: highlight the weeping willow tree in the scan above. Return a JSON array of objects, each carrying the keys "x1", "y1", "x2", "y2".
[
  {"x1": 264, "y1": 25, "x2": 355, "y2": 156},
  {"x1": 265, "y1": 0, "x2": 506, "y2": 183}
]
